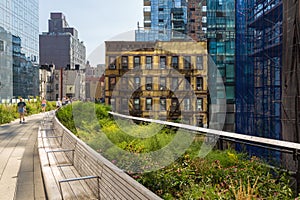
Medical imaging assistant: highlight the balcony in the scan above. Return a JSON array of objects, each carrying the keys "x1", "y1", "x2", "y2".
[{"x1": 144, "y1": 0, "x2": 150, "y2": 6}]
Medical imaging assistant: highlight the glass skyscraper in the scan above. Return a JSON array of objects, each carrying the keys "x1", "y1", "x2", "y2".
[
  {"x1": 0, "y1": 0, "x2": 39, "y2": 100},
  {"x1": 207, "y1": 0, "x2": 236, "y2": 131},
  {"x1": 136, "y1": 0, "x2": 188, "y2": 41}
]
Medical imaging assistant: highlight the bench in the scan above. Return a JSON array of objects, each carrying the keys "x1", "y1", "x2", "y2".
[
  {"x1": 38, "y1": 112, "x2": 99, "y2": 200},
  {"x1": 38, "y1": 111, "x2": 162, "y2": 200}
]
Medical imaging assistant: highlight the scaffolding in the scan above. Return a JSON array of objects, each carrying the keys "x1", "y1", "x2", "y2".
[{"x1": 236, "y1": 0, "x2": 283, "y2": 160}]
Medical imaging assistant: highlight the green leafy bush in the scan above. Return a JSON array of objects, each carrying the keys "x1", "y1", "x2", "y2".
[
  {"x1": 0, "y1": 99, "x2": 56, "y2": 125},
  {"x1": 56, "y1": 102, "x2": 295, "y2": 199}
]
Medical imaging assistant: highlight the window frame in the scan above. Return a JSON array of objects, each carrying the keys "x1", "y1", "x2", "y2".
[
  {"x1": 108, "y1": 56, "x2": 116, "y2": 69},
  {"x1": 196, "y1": 77, "x2": 203, "y2": 91},
  {"x1": 145, "y1": 56, "x2": 152, "y2": 69},
  {"x1": 121, "y1": 56, "x2": 128, "y2": 69},
  {"x1": 171, "y1": 56, "x2": 179, "y2": 69},
  {"x1": 196, "y1": 56, "x2": 203, "y2": 70},
  {"x1": 146, "y1": 98, "x2": 152, "y2": 110},
  {"x1": 196, "y1": 98, "x2": 203, "y2": 111},
  {"x1": 160, "y1": 56, "x2": 166, "y2": 69},
  {"x1": 134, "y1": 56, "x2": 140, "y2": 69},
  {"x1": 184, "y1": 56, "x2": 191, "y2": 69},
  {"x1": 146, "y1": 77, "x2": 152, "y2": 90}
]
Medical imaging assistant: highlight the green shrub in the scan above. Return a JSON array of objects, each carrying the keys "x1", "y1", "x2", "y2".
[
  {"x1": 56, "y1": 102, "x2": 295, "y2": 199},
  {"x1": 0, "y1": 100, "x2": 56, "y2": 125}
]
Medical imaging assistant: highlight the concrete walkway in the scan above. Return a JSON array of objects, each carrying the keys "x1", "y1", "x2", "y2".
[{"x1": 0, "y1": 113, "x2": 46, "y2": 200}]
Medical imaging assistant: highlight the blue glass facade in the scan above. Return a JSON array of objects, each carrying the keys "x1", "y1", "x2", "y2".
[
  {"x1": 136, "y1": 0, "x2": 187, "y2": 41},
  {"x1": 0, "y1": 27, "x2": 13, "y2": 100},
  {"x1": 0, "y1": 0, "x2": 39, "y2": 61},
  {"x1": 207, "y1": 0, "x2": 236, "y2": 131},
  {"x1": 0, "y1": 0, "x2": 39, "y2": 99}
]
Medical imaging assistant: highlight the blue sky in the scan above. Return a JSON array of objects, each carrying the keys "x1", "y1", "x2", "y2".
[{"x1": 39, "y1": 0, "x2": 143, "y2": 65}]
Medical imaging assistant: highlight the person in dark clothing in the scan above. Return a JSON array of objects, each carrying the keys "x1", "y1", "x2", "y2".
[{"x1": 17, "y1": 98, "x2": 26, "y2": 124}]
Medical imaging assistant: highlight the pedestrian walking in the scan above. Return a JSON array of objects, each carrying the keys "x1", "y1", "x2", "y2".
[
  {"x1": 41, "y1": 97, "x2": 47, "y2": 112},
  {"x1": 56, "y1": 98, "x2": 62, "y2": 109},
  {"x1": 17, "y1": 97, "x2": 26, "y2": 124}
]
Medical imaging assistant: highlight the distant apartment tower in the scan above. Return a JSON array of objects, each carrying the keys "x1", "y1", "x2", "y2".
[
  {"x1": 105, "y1": 41, "x2": 209, "y2": 127},
  {"x1": 187, "y1": 0, "x2": 207, "y2": 41},
  {"x1": 39, "y1": 13, "x2": 86, "y2": 70},
  {"x1": 136, "y1": 0, "x2": 188, "y2": 41},
  {"x1": 0, "y1": 0, "x2": 39, "y2": 100}
]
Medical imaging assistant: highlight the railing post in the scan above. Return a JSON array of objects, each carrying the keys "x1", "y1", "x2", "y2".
[
  {"x1": 218, "y1": 136, "x2": 223, "y2": 150},
  {"x1": 296, "y1": 150, "x2": 300, "y2": 195}
]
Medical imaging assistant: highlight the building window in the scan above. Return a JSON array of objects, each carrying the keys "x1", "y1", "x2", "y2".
[
  {"x1": 198, "y1": 116, "x2": 204, "y2": 127},
  {"x1": 160, "y1": 56, "x2": 166, "y2": 69},
  {"x1": 109, "y1": 76, "x2": 116, "y2": 90},
  {"x1": 134, "y1": 98, "x2": 140, "y2": 110},
  {"x1": 160, "y1": 98, "x2": 166, "y2": 111},
  {"x1": 184, "y1": 98, "x2": 191, "y2": 111},
  {"x1": 146, "y1": 77, "x2": 152, "y2": 90},
  {"x1": 158, "y1": 7, "x2": 164, "y2": 11},
  {"x1": 0, "y1": 40, "x2": 4, "y2": 51},
  {"x1": 146, "y1": 98, "x2": 152, "y2": 110},
  {"x1": 196, "y1": 56, "x2": 203, "y2": 69},
  {"x1": 172, "y1": 56, "x2": 178, "y2": 69},
  {"x1": 55, "y1": 84, "x2": 59, "y2": 90},
  {"x1": 171, "y1": 98, "x2": 179, "y2": 110},
  {"x1": 134, "y1": 56, "x2": 140, "y2": 68},
  {"x1": 160, "y1": 77, "x2": 166, "y2": 90},
  {"x1": 109, "y1": 56, "x2": 116, "y2": 69},
  {"x1": 146, "y1": 56, "x2": 152, "y2": 69},
  {"x1": 122, "y1": 56, "x2": 128, "y2": 69},
  {"x1": 121, "y1": 98, "x2": 128, "y2": 111},
  {"x1": 184, "y1": 56, "x2": 191, "y2": 69},
  {"x1": 196, "y1": 77, "x2": 203, "y2": 90},
  {"x1": 121, "y1": 77, "x2": 128, "y2": 90},
  {"x1": 185, "y1": 76, "x2": 191, "y2": 89},
  {"x1": 172, "y1": 77, "x2": 178, "y2": 91},
  {"x1": 134, "y1": 76, "x2": 140, "y2": 88},
  {"x1": 196, "y1": 98, "x2": 203, "y2": 111}
]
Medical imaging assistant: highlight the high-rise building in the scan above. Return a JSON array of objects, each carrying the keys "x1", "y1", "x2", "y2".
[
  {"x1": 207, "y1": 0, "x2": 236, "y2": 132},
  {"x1": 136, "y1": 0, "x2": 188, "y2": 41},
  {"x1": 236, "y1": 0, "x2": 282, "y2": 139},
  {"x1": 187, "y1": 0, "x2": 207, "y2": 41},
  {"x1": 0, "y1": 0, "x2": 39, "y2": 100},
  {"x1": 0, "y1": 27, "x2": 13, "y2": 101},
  {"x1": 39, "y1": 13, "x2": 86, "y2": 70}
]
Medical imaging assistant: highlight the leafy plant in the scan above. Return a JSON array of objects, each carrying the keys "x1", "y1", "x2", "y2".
[{"x1": 56, "y1": 102, "x2": 295, "y2": 199}]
